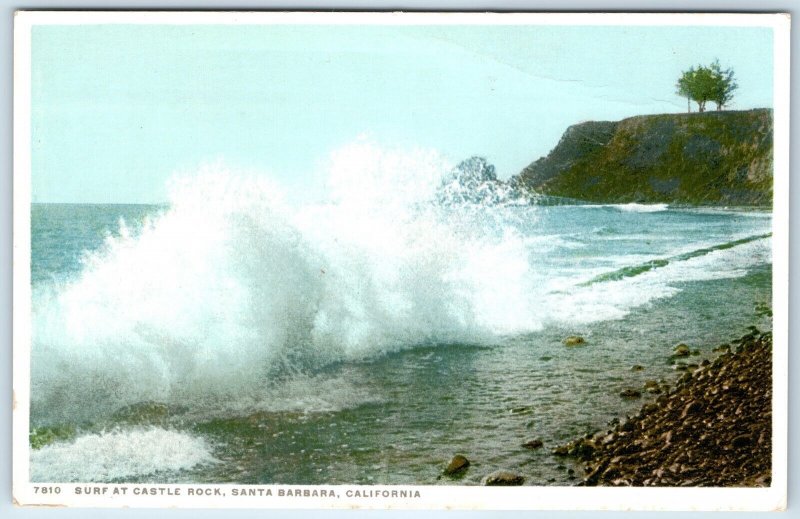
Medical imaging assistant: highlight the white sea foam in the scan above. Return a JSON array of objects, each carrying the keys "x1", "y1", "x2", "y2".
[
  {"x1": 675, "y1": 207, "x2": 772, "y2": 218},
  {"x1": 580, "y1": 203, "x2": 669, "y2": 213},
  {"x1": 611, "y1": 203, "x2": 669, "y2": 213},
  {"x1": 30, "y1": 141, "x2": 772, "y2": 425},
  {"x1": 654, "y1": 236, "x2": 771, "y2": 282},
  {"x1": 30, "y1": 428, "x2": 216, "y2": 482},
  {"x1": 545, "y1": 236, "x2": 771, "y2": 325}
]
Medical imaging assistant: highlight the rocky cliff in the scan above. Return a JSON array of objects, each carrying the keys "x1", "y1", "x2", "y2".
[{"x1": 513, "y1": 109, "x2": 773, "y2": 206}]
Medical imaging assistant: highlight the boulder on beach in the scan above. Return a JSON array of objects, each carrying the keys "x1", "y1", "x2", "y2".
[
  {"x1": 443, "y1": 454, "x2": 470, "y2": 476},
  {"x1": 563, "y1": 335, "x2": 586, "y2": 346},
  {"x1": 641, "y1": 403, "x2": 659, "y2": 415},
  {"x1": 643, "y1": 380, "x2": 662, "y2": 394},
  {"x1": 552, "y1": 445, "x2": 570, "y2": 456},
  {"x1": 680, "y1": 400, "x2": 703, "y2": 418},
  {"x1": 553, "y1": 438, "x2": 597, "y2": 460},
  {"x1": 482, "y1": 470, "x2": 525, "y2": 486},
  {"x1": 731, "y1": 434, "x2": 752, "y2": 449}
]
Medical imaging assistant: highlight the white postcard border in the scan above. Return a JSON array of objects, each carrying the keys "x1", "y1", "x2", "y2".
[{"x1": 11, "y1": 10, "x2": 790, "y2": 511}]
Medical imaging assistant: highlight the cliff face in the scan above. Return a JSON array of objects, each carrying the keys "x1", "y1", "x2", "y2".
[{"x1": 513, "y1": 109, "x2": 773, "y2": 206}]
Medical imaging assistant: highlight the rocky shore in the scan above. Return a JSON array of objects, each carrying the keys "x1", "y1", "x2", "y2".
[{"x1": 555, "y1": 328, "x2": 772, "y2": 487}]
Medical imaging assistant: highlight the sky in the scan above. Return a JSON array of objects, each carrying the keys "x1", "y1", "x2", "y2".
[{"x1": 30, "y1": 22, "x2": 775, "y2": 203}]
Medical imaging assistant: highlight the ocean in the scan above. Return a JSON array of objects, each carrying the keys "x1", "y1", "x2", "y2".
[{"x1": 27, "y1": 164, "x2": 772, "y2": 485}]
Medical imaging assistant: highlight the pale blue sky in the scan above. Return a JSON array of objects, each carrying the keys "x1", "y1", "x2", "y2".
[{"x1": 31, "y1": 24, "x2": 774, "y2": 203}]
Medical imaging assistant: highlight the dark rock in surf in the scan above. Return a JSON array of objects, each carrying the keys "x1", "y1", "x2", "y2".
[
  {"x1": 563, "y1": 335, "x2": 586, "y2": 346},
  {"x1": 443, "y1": 454, "x2": 470, "y2": 476},
  {"x1": 620, "y1": 388, "x2": 642, "y2": 398},
  {"x1": 522, "y1": 439, "x2": 544, "y2": 449},
  {"x1": 482, "y1": 470, "x2": 525, "y2": 486},
  {"x1": 672, "y1": 344, "x2": 691, "y2": 357}
]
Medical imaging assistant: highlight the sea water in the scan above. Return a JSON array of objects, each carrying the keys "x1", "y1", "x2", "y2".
[{"x1": 28, "y1": 146, "x2": 772, "y2": 485}]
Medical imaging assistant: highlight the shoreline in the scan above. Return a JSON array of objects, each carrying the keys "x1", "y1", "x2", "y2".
[{"x1": 553, "y1": 328, "x2": 772, "y2": 487}]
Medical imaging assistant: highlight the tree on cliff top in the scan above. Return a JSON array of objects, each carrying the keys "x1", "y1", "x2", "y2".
[{"x1": 676, "y1": 60, "x2": 738, "y2": 112}]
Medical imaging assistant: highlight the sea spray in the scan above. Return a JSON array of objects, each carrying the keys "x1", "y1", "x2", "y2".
[
  {"x1": 31, "y1": 145, "x2": 538, "y2": 426},
  {"x1": 30, "y1": 143, "x2": 773, "y2": 428}
]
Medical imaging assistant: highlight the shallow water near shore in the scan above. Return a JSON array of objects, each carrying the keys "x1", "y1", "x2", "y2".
[
  {"x1": 28, "y1": 174, "x2": 772, "y2": 485},
  {"x1": 182, "y1": 266, "x2": 771, "y2": 486}
]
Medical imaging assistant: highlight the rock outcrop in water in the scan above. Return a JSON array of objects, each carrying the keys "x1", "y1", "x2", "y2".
[
  {"x1": 522, "y1": 438, "x2": 544, "y2": 449},
  {"x1": 563, "y1": 335, "x2": 586, "y2": 346},
  {"x1": 438, "y1": 156, "x2": 514, "y2": 205},
  {"x1": 443, "y1": 454, "x2": 470, "y2": 476},
  {"x1": 482, "y1": 470, "x2": 525, "y2": 486},
  {"x1": 557, "y1": 329, "x2": 772, "y2": 487},
  {"x1": 512, "y1": 109, "x2": 773, "y2": 206}
]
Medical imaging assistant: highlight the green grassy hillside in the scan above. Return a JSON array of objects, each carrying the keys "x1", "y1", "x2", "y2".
[{"x1": 513, "y1": 109, "x2": 773, "y2": 206}]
